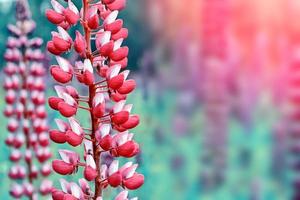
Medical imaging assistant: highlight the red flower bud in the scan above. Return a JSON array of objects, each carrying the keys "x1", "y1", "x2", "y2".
[
  {"x1": 110, "y1": 46, "x2": 129, "y2": 61},
  {"x1": 123, "y1": 173, "x2": 144, "y2": 190},
  {"x1": 50, "y1": 66, "x2": 73, "y2": 83},
  {"x1": 117, "y1": 140, "x2": 139, "y2": 157},
  {"x1": 92, "y1": 103, "x2": 105, "y2": 118},
  {"x1": 48, "y1": 96, "x2": 64, "y2": 110},
  {"x1": 64, "y1": 8, "x2": 79, "y2": 25},
  {"x1": 58, "y1": 102, "x2": 77, "y2": 117},
  {"x1": 104, "y1": 19, "x2": 123, "y2": 34},
  {"x1": 121, "y1": 114, "x2": 140, "y2": 129},
  {"x1": 49, "y1": 130, "x2": 67, "y2": 143},
  {"x1": 52, "y1": 36, "x2": 71, "y2": 52},
  {"x1": 111, "y1": 111, "x2": 129, "y2": 125},
  {"x1": 66, "y1": 130, "x2": 83, "y2": 146},
  {"x1": 112, "y1": 28, "x2": 128, "y2": 41},
  {"x1": 108, "y1": 171, "x2": 122, "y2": 187},
  {"x1": 46, "y1": 9, "x2": 65, "y2": 24},
  {"x1": 99, "y1": 135, "x2": 112, "y2": 151},
  {"x1": 111, "y1": 58, "x2": 128, "y2": 69},
  {"x1": 118, "y1": 79, "x2": 136, "y2": 94},
  {"x1": 47, "y1": 41, "x2": 63, "y2": 55},
  {"x1": 98, "y1": 65, "x2": 109, "y2": 77},
  {"x1": 52, "y1": 189, "x2": 65, "y2": 200},
  {"x1": 100, "y1": 41, "x2": 114, "y2": 57},
  {"x1": 108, "y1": 73, "x2": 124, "y2": 90},
  {"x1": 88, "y1": 14, "x2": 99, "y2": 29},
  {"x1": 102, "y1": 0, "x2": 115, "y2": 3},
  {"x1": 83, "y1": 70, "x2": 94, "y2": 86},
  {"x1": 107, "y1": 0, "x2": 126, "y2": 11},
  {"x1": 111, "y1": 92, "x2": 127, "y2": 102},
  {"x1": 84, "y1": 165, "x2": 98, "y2": 181},
  {"x1": 74, "y1": 31, "x2": 86, "y2": 54},
  {"x1": 64, "y1": 194, "x2": 78, "y2": 200},
  {"x1": 52, "y1": 160, "x2": 75, "y2": 175}
]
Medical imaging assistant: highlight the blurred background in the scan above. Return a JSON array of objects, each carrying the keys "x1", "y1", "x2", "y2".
[{"x1": 1, "y1": 0, "x2": 300, "y2": 199}]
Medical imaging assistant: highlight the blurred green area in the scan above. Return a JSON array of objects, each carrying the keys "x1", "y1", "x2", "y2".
[{"x1": 0, "y1": 0, "x2": 292, "y2": 199}]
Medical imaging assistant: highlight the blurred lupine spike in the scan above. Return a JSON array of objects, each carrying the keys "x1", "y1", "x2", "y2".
[
  {"x1": 16, "y1": 0, "x2": 31, "y2": 21},
  {"x1": 46, "y1": 0, "x2": 144, "y2": 199},
  {"x1": 3, "y1": 0, "x2": 52, "y2": 199},
  {"x1": 200, "y1": 0, "x2": 230, "y2": 190}
]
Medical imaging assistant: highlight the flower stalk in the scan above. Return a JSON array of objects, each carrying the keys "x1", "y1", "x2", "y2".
[
  {"x1": 3, "y1": 0, "x2": 52, "y2": 199},
  {"x1": 46, "y1": 0, "x2": 144, "y2": 199}
]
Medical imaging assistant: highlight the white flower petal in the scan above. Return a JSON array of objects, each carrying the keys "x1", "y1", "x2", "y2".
[
  {"x1": 99, "y1": 31, "x2": 111, "y2": 46},
  {"x1": 100, "y1": 124, "x2": 110, "y2": 137},
  {"x1": 105, "y1": 10, "x2": 119, "y2": 24},
  {"x1": 58, "y1": 26, "x2": 71, "y2": 41},
  {"x1": 86, "y1": 155, "x2": 96, "y2": 169},
  {"x1": 68, "y1": 117, "x2": 82, "y2": 135},
  {"x1": 78, "y1": 178, "x2": 90, "y2": 191},
  {"x1": 123, "y1": 104, "x2": 133, "y2": 113},
  {"x1": 109, "y1": 64, "x2": 121, "y2": 79},
  {"x1": 127, "y1": 133, "x2": 134, "y2": 141},
  {"x1": 62, "y1": 92, "x2": 76, "y2": 106},
  {"x1": 119, "y1": 162, "x2": 133, "y2": 172},
  {"x1": 58, "y1": 149, "x2": 73, "y2": 163},
  {"x1": 118, "y1": 132, "x2": 129, "y2": 146},
  {"x1": 54, "y1": 121, "x2": 67, "y2": 132},
  {"x1": 84, "y1": 139, "x2": 93, "y2": 152},
  {"x1": 70, "y1": 182, "x2": 81, "y2": 198},
  {"x1": 93, "y1": 93, "x2": 104, "y2": 107},
  {"x1": 122, "y1": 70, "x2": 130, "y2": 80},
  {"x1": 68, "y1": 0, "x2": 79, "y2": 14},
  {"x1": 113, "y1": 38, "x2": 123, "y2": 51},
  {"x1": 125, "y1": 164, "x2": 138, "y2": 179},
  {"x1": 55, "y1": 56, "x2": 71, "y2": 72},
  {"x1": 108, "y1": 160, "x2": 119, "y2": 175},
  {"x1": 113, "y1": 100, "x2": 126, "y2": 113},
  {"x1": 51, "y1": 0, "x2": 64, "y2": 13},
  {"x1": 83, "y1": 59, "x2": 93, "y2": 73},
  {"x1": 60, "y1": 179, "x2": 69, "y2": 193},
  {"x1": 115, "y1": 190, "x2": 128, "y2": 200},
  {"x1": 100, "y1": 165, "x2": 108, "y2": 179}
]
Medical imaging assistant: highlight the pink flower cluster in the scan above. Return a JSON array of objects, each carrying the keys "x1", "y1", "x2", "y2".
[
  {"x1": 3, "y1": 0, "x2": 52, "y2": 198},
  {"x1": 46, "y1": 0, "x2": 144, "y2": 199}
]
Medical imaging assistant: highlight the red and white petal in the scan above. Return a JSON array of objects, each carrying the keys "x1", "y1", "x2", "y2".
[
  {"x1": 104, "y1": 10, "x2": 119, "y2": 25},
  {"x1": 68, "y1": 117, "x2": 83, "y2": 135},
  {"x1": 51, "y1": 0, "x2": 65, "y2": 13},
  {"x1": 70, "y1": 182, "x2": 83, "y2": 199},
  {"x1": 56, "y1": 56, "x2": 73, "y2": 73},
  {"x1": 113, "y1": 100, "x2": 126, "y2": 113},
  {"x1": 108, "y1": 160, "x2": 119, "y2": 176}
]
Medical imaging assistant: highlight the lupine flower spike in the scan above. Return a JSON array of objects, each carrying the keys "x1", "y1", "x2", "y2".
[
  {"x1": 3, "y1": 0, "x2": 52, "y2": 199},
  {"x1": 46, "y1": 0, "x2": 144, "y2": 199}
]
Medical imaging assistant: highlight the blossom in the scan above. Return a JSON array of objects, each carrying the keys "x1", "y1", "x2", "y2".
[
  {"x1": 4, "y1": 0, "x2": 51, "y2": 198},
  {"x1": 46, "y1": 0, "x2": 144, "y2": 199}
]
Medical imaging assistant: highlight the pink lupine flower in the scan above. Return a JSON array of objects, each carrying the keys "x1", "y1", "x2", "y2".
[
  {"x1": 52, "y1": 149, "x2": 80, "y2": 175},
  {"x1": 46, "y1": 0, "x2": 144, "y2": 199},
  {"x1": 50, "y1": 26, "x2": 73, "y2": 53},
  {"x1": 52, "y1": 178, "x2": 92, "y2": 200},
  {"x1": 104, "y1": 161, "x2": 144, "y2": 189},
  {"x1": 50, "y1": 56, "x2": 74, "y2": 83},
  {"x1": 10, "y1": 183, "x2": 24, "y2": 198},
  {"x1": 3, "y1": 0, "x2": 51, "y2": 199}
]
